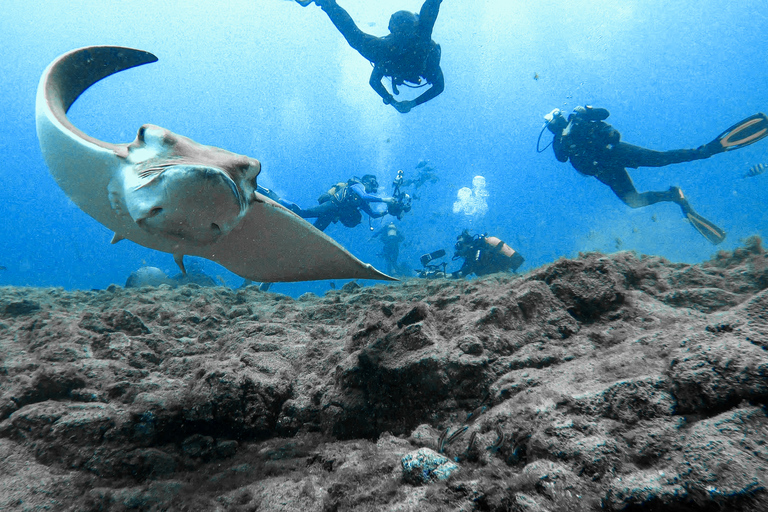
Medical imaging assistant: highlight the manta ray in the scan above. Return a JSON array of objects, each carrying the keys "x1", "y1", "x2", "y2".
[{"x1": 36, "y1": 46, "x2": 393, "y2": 283}]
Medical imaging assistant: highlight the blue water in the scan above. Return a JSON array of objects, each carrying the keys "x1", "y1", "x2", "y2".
[{"x1": 1, "y1": 0, "x2": 767, "y2": 297}]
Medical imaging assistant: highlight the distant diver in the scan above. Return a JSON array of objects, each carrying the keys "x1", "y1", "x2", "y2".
[
  {"x1": 542, "y1": 106, "x2": 768, "y2": 245},
  {"x1": 401, "y1": 160, "x2": 439, "y2": 190},
  {"x1": 450, "y1": 230, "x2": 524, "y2": 278},
  {"x1": 296, "y1": 0, "x2": 445, "y2": 113},
  {"x1": 372, "y1": 222, "x2": 406, "y2": 275}
]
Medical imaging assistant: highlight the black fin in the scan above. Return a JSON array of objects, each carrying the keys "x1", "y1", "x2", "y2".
[
  {"x1": 685, "y1": 210, "x2": 726, "y2": 245},
  {"x1": 713, "y1": 113, "x2": 768, "y2": 151}
]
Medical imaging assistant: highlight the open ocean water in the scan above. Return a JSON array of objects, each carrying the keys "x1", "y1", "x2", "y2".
[{"x1": 1, "y1": 0, "x2": 766, "y2": 297}]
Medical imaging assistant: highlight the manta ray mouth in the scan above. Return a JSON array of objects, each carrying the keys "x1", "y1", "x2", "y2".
[
  {"x1": 126, "y1": 164, "x2": 248, "y2": 243},
  {"x1": 136, "y1": 164, "x2": 248, "y2": 213}
]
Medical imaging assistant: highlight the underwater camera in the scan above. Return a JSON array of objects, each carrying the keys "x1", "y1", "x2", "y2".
[
  {"x1": 417, "y1": 249, "x2": 448, "y2": 279},
  {"x1": 388, "y1": 193, "x2": 412, "y2": 219},
  {"x1": 388, "y1": 169, "x2": 412, "y2": 220}
]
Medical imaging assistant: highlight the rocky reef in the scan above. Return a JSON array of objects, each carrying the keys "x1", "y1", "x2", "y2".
[{"x1": 1, "y1": 239, "x2": 767, "y2": 511}]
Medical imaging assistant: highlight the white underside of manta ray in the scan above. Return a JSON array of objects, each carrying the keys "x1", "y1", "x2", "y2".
[{"x1": 36, "y1": 46, "x2": 394, "y2": 283}]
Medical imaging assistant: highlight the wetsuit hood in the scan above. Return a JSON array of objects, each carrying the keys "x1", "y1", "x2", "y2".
[{"x1": 389, "y1": 11, "x2": 419, "y2": 36}]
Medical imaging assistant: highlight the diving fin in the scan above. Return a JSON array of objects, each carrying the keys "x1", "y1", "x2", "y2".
[
  {"x1": 710, "y1": 112, "x2": 768, "y2": 152},
  {"x1": 680, "y1": 203, "x2": 726, "y2": 245}
]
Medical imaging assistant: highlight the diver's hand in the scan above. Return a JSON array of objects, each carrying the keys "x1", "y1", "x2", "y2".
[{"x1": 392, "y1": 100, "x2": 414, "y2": 114}]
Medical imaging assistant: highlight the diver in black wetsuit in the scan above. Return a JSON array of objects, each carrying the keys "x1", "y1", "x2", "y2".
[
  {"x1": 543, "y1": 106, "x2": 768, "y2": 244},
  {"x1": 296, "y1": 0, "x2": 445, "y2": 113},
  {"x1": 451, "y1": 231, "x2": 524, "y2": 278}
]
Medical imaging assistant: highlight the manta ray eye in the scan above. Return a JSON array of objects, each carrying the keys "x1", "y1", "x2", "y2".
[
  {"x1": 211, "y1": 223, "x2": 221, "y2": 234},
  {"x1": 147, "y1": 207, "x2": 163, "y2": 218}
]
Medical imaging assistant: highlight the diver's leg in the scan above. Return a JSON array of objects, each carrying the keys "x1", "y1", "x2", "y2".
[
  {"x1": 596, "y1": 167, "x2": 681, "y2": 208},
  {"x1": 597, "y1": 164, "x2": 725, "y2": 243},
  {"x1": 313, "y1": 216, "x2": 333, "y2": 232},
  {"x1": 297, "y1": 201, "x2": 336, "y2": 219},
  {"x1": 317, "y1": 0, "x2": 384, "y2": 61},
  {"x1": 611, "y1": 142, "x2": 712, "y2": 169}
]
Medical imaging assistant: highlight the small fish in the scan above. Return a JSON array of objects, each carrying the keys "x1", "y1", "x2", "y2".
[
  {"x1": 533, "y1": 73, "x2": 539, "y2": 80},
  {"x1": 329, "y1": 282, "x2": 336, "y2": 289},
  {"x1": 466, "y1": 405, "x2": 487, "y2": 423},
  {"x1": 487, "y1": 426, "x2": 505, "y2": 452},
  {"x1": 444, "y1": 426, "x2": 468, "y2": 447},
  {"x1": 466, "y1": 431, "x2": 477, "y2": 451},
  {"x1": 437, "y1": 427, "x2": 449, "y2": 453},
  {"x1": 745, "y1": 163, "x2": 767, "y2": 178},
  {"x1": 0, "y1": 266, "x2": 6, "y2": 271}
]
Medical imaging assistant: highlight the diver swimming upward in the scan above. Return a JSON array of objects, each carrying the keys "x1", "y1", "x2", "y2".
[
  {"x1": 542, "y1": 106, "x2": 768, "y2": 244},
  {"x1": 296, "y1": 0, "x2": 445, "y2": 113}
]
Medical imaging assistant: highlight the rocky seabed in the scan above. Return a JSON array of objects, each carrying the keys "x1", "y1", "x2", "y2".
[{"x1": 1, "y1": 241, "x2": 767, "y2": 511}]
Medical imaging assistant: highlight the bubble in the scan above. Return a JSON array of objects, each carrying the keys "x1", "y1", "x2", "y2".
[{"x1": 452, "y1": 175, "x2": 489, "y2": 217}]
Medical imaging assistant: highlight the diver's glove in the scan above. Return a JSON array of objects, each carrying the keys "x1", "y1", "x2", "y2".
[{"x1": 393, "y1": 100, "x2": 414, "y2": 114}]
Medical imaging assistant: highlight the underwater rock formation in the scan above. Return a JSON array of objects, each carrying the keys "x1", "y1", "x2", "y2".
[{"x1": 1, "y1": 238, "x2": 767, "y2": 511}]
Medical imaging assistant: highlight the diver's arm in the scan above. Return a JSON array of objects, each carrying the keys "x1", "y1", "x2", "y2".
[
  {"x1": 451, "y1": 261, "x2": 472, "y2": 279},
  {"x1": 419, "y1": 0, "x2": 443, "y2": 35},
  {"x1": 391, "y1": 64, "x2": 444, "y2": 113},
  {"x1": 552, "y1": 134, "x2": 570, "y2": 162},
  {"x1": 349, "y1": 183, "x2": 387, "y2": 203},
  {"x1": 358, "y1": 198, "x2": 392, "y2": 219},
  {"x1": 412, "y1": 66, "x2": 444, "y2": 107},
  {"x1": 369, "y1": 66, "x2": 396, "y2": 105}
]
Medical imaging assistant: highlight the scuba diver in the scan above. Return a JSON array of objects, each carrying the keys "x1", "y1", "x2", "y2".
[
  {"x1": 450, "y1": 230, "x2": 525, "y2": 278},
  {"x1": 541, "y1": 106, "x2": 768, "y2": 244},
  {"x1": 296, "y1": 0, "x2": 445, "y2": 113},
  {"x1": 294, "y1": 174, "x2": 404, "y2": 232},
  {"x1": 372, "y1": 222, "x2": 406, "y2": 275}
]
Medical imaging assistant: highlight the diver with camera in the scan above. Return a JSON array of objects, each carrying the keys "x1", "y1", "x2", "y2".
[
  {"x1": 417, "y1": 231, "x2": 524, "y2": 279},
  {"x1": 271, "y1": 171, "x2": 412, "y2": 232},
  {"x1": 387, "y1": 169, "x2": 413, "y2": 220}
]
